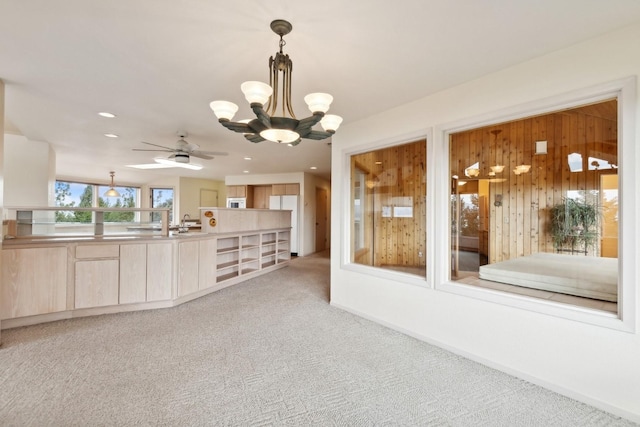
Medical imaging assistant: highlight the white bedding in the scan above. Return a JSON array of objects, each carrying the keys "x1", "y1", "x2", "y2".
[{"x1": 478, "y1": 253, "x2": 618, "y2": 302}]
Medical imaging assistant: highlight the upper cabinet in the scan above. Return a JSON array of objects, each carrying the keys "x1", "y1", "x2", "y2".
[
  {"x1": 272, "y1": 183, "x2": 299, "y2": 196},
  {"x1": 226, "y1": 185, "x2": 246, "y2": 198}
]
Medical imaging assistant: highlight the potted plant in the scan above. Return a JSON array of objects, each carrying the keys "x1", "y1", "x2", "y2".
[{"x1": 550, "y1": 197, "x2": 600, "y2": 255}]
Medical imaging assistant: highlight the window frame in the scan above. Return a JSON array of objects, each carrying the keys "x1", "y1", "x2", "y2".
[
  {"x1": 341, "y1": 130, "x2": 432, "y2": 288},
  {"x1": 432, "y1": 77, "x2": 637, "y2": 332},
  {"x1": 150, "y1": 186, "x2": 175, "y2": 224},
  {"x1": 54, "y1": 179, "x2": 141, "y2": 222}
]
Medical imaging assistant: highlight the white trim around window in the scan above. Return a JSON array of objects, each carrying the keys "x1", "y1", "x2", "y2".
[{"x1": 432, "y1": 77, "x2": 637, "y2": 332}]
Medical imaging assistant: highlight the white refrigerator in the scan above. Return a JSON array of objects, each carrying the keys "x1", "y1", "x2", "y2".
[{"x1": 269, "y1": 195, "x2": 298, "y2": 255}]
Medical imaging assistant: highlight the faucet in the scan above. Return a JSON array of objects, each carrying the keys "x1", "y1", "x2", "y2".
[{"x1": 180, "y1": 214, "x2": 191, "y2": 232}]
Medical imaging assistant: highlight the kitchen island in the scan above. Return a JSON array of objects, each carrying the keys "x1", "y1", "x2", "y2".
[{"x1": 1, "y1": 208, "x2": 291, "y2": 330}]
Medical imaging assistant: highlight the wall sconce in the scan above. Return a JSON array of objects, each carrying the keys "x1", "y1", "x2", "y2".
[
  {"x1": 490, "y1": 165, "x2": 505, "y2": 173},
  {"x1": 465, "y1": 168, "x2": 480, "y2": 178},
  {"x1": 513, "y1": 164, "x2": 531, "y2": 175}
]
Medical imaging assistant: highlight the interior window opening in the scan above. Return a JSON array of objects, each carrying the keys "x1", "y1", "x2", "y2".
[
  {"x1": 350, "y1": 139, "x2": 427, "y2": 278},
  {"x1": 449, "y1": 98, "x2": 619, "y2": 314}
]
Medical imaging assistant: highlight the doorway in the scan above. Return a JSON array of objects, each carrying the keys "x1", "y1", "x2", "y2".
[{"x1": 315, "y1": 188, "x2": 328, "y2": 252}]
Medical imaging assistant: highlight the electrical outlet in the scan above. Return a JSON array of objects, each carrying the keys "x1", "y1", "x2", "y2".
[{"x1": 418, "y1": 251, "x2": 423, "y2": 257}]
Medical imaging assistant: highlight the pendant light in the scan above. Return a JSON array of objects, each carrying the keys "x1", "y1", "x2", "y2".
[{"x1": 103, "y1": 171, "x2": 121, "y2": 198}]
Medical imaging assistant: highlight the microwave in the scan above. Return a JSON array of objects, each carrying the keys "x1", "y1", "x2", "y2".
[{"x1": 227, "y1": 198, "x2": 246, "y2": 208}]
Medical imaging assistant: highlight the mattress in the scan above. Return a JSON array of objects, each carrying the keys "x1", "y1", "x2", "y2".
[{"x1": 478, "y1": 253, "x2": 618, "y2": 302}]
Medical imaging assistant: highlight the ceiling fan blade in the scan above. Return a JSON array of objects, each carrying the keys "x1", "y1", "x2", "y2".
[
  {"x1": 194, "y1": 150, "x2": 229, "y2": 156},
  {"x1": 190, "y1": 152, "x2": 214, "y2": 160},
  {"x1": 132, "y1": 148, "x2": 173, "y2": 152},
  {"x1": 140, "y1": 141, "x2": 176, "y2": 151}
]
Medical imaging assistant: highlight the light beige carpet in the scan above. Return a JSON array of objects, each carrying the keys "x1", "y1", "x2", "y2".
[{"x1": 0, "y1": 251, "x2": 634, "y2": 426}]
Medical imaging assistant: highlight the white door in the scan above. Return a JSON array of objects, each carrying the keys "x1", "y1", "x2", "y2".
[{"x1": 282, "y1": 195, "x2": 298, "y2": 254}]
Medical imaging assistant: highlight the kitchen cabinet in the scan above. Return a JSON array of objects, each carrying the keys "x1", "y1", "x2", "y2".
[
  {"x1": 75, "y1": 260, "x2": 119, "y2": 308},
  {"x1": 252, "y1": 185, "x2": 273, "y2": 209},
  {"x1": 1, "y1": 247, "x2": 67, "y2": 319},
  {"x1": 120, "y1": 242, "x2": 174, "y2": 303},
  {"x1": 147, "y1": 242, "x2": 173, "y2": 301},
  {"x1": 178, "y1": 240, "x2": 199, "y2": 297},
  {"x1": 119, "y1": 244, "x2": 147, "y2": 304},
  {"x1": 1, "y1": 208, "x2": 291, "y2": 329},
  {"x1": 227, "y1": 185, "x2": 245, "y2": 197},
  {"x1": 75, "y1": 244, "x2": 119, "y2": 309},
  {"x1": 272, "y1": 183, "x2": 299, "y2": 196}
]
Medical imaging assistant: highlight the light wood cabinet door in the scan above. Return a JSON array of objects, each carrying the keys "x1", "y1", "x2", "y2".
[
  {"x1": 272, "y1": 184, "x2": 285, "y2": 196},
  {"x1": 227, "y1": 185, "x2": 247, "y2": 198},
  {"x1": 178, "y1": 241, "x2": 199, "y2": 297},
  {"x1": 75, "y1": 259, "x2": 119, "y2": 309},
  {"x1": 147, "y1": 243, "x2": 173, "y2": 301},
  {"x1": 272, "y1": 183, "x2": 299, "y2": 195},
  {"x1": 252, "y1": 185, "x2": 272, "y2": 209},
  {"x1": 285, "y1": 183, "x2": 300, "y2": 195},
  {"x1": 119, "y1": 244, "x2": 147, "y2": 304},
  {"x1": 1, "y1": 247, "x2": 67, "y2": 319}
]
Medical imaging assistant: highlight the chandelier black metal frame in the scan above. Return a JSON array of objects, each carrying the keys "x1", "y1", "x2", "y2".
[{"x1": 210, "y1": 19, "x2": 342, "y2": 146}]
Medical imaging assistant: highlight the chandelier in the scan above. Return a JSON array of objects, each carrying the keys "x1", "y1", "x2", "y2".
[{"x1": 209, "y1": 19, "x2": 342, "y2": 146}]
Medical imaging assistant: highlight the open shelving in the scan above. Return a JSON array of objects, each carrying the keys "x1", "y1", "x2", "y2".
[{"x1": 215, "y1": 230, "x2": 290, "y2": 283}]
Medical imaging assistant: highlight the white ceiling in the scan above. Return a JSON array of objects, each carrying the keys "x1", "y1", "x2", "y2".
[{"x1": 2, "y1": 0, "x2": 640, "y2": 185}]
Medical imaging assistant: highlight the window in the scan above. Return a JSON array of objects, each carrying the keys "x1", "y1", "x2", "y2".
[
  {"x1": 55, "y1": 180, "x2": 140, "y2": 223},
  {"x1": 448, "y1": 98, "x2": 620, "y2": 314},
  {"x1": 350, "y1": 139, "x2": 427, "y2": 277},
  {"x1": 150, "y1": 187, "x2": 174, "y2": 223}
]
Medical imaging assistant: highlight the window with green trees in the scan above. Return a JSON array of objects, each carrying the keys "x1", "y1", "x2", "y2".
[{"x1": 55, "y1": 180, "x2": 139, "y2": 222}]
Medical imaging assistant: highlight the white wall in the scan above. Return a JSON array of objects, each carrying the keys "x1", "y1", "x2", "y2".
[
  {"x1": 4, "y1": 134, "x2": 55, "y2": 208},
  {"x1": 179, "y1": 176, "x2": 225, "y2": 221},
  {"x1": 331, "y1": 23, "x2": 640, "y2": 422}
]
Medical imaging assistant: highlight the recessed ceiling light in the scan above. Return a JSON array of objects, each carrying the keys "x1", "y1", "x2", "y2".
[
  {"x1": 104, "y1": 133, "x2": 118, "y2": 138},
  {"x1": 243, "y1": 170, "x2": 249, "y2": 173},
  {"x1": 243, "y1": 157, "x2": 252, "y2": 160},
  {"x1": 98, "y1": 112, "x2": 116, "y2": 118},
  {"x1": 310, "y1": 166, "x2": 317, "y2": 170}
]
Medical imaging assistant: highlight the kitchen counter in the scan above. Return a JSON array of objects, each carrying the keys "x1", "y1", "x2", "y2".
[{"x1": 1, "y1": 210, "x2": 292, "y2": 331}]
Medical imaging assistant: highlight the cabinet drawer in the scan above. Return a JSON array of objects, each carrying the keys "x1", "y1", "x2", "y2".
[{"x1": 76, "y1": 244, "x2": 120, "y2": 259}]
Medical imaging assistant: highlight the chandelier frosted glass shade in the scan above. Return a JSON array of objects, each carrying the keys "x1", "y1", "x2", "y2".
[
  {"x1": 209, "y1": 101, "x2": 239, "y2": 121},
  {"x1": 241, "y1": 81, "x2": 273, "y2": 105},
  {"x1": 209, "y1": 20, "x2": 342, "y2": 146},
  {"x1": 304, "y1": 93, "x2": 333, "y2": 113},
  {"x1": 320, "y1": 114, "x2": 343, "y2": 133},
  {"x1": 260, "y1": 128, "x2": 300, "y2": 144}
]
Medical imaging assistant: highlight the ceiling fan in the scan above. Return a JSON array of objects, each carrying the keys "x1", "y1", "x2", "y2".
[{"x1": 133, "y1": 133, "x2": 228, "y2": 164}]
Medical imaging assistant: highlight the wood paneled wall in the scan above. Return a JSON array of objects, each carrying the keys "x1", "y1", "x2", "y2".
[
  {"x1": 450, "y1": 100, "x2": 618, "y2": 263},
  {"x1": 352, "y1": 139, "x2": 427, "y2": 268}
]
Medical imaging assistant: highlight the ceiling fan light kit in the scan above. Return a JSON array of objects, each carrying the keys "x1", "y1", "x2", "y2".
[
  {"x1": 210, "y1": 19, "x2": 343, "y2": 145},
  {"x1": 154, "y1": 157, "x2": 203, "y2": 170}
]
